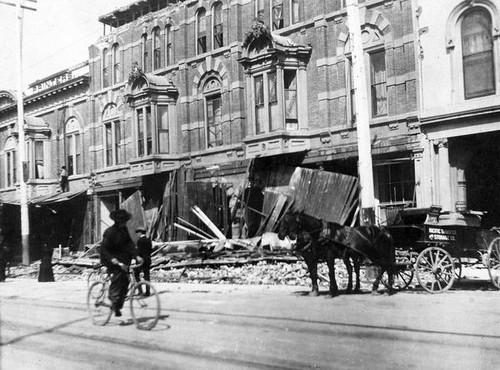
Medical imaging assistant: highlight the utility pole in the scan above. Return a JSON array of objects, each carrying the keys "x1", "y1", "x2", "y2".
[
  {"x1": 346, "y1": 0, "x2": 376, "y2": 225},
  {"x1": 0, "y1": 0, "x2": 37, "y2": 264}
]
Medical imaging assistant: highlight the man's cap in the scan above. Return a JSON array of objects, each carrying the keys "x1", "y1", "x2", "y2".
[
  {"x1": 135, "y1": 227, "x2": 146, "y2": 233},
  {"x1": 110, "y1": 209, "x2": 132, "y2": 222}
]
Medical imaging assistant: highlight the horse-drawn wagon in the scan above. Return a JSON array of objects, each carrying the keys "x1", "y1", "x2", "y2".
[{"x1": 386, "y1": 206, "x2": 500, "y2": 293}]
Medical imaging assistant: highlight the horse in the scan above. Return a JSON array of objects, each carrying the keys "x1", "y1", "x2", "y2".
[
  {"x1": 278, "y1": 211, "x2": 396, "y2": 296},
  {"x1": 277, "y1": 211, "x2": 362, "y2": 297},
  {"x1": 327, "y1": 222, "x2": 396, "y2": 294}
]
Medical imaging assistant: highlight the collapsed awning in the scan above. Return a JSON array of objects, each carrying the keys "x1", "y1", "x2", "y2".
[
  {"x1": 0, "y1": 188, "x2": 88, "y2": 206},
  {"x1": 31, "y1": 188, "x2": 88, "y2": 205}
]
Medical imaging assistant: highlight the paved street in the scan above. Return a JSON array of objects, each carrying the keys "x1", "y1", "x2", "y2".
[{"x1": 1, "y1": 278, "x2": 500, "y2": 369}]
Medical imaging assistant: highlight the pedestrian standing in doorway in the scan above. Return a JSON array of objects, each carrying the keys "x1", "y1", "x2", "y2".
[
  {"x1": 135, "y1": 227, "x2": 152, "y2": 296},
  {"x1": 59, "y1": 166, "x2": 68, "y2": 192},
  {"x1": 39, "y1": 230, "x2": 55, "y2": 282},
  {"x1": 0, "y1": 231, "x2": 9, "y2": 282},
  {"x1": 100, "y1": 209, "x2": 142, "y2": 317}
]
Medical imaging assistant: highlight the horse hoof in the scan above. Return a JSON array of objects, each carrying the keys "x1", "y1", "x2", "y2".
[
  {"x1": 309, "y1": 291, "x2": 319, "y2": 297},
  {"x1": 371, "y1": 290, "x2": 382, "y2": 295}
]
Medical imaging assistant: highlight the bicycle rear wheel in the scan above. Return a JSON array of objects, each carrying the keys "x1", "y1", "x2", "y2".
[
  {"x1": 130, "y1": 281, "x2": 160, "y2": 330},
  {"x1": 87, "y1": 281, "x2": 112, "y2": 326}
]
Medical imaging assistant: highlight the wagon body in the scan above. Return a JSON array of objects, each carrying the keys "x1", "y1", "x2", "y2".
[{"x1": 385, "y1": 207, "x2": 500, "y2": 292}]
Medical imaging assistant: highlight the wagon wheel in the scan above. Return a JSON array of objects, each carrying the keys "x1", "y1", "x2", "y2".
[
  {"x1": 381, "y1": 249, "x2": 414, "y2": 291},
  {"x1": 487, "y1": 237, "x2": 500, "y2": 289},
  {"x1": 415, "y1": 247, "x2": 456, "y2": 293},
  {"x1": 381, "y1": 265, "x2": 414, "y2": 291}
]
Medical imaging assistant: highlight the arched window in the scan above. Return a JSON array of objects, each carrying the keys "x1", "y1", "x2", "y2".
[
  {"x1": 102, "y1": 104, "x2": 125, "y2": 167},
  {"x1": 197, "y1": 9, "x2": 207, "y2": 54},
  {"x1": 204, "y1": 78, "x2": 223, "y2": 147},
  {"x1": 102, "y1": 48, "x2": 110, "y2": 88},
  {"x1": 153, "y1": 27, "x2": 162, "y2": 70},
  {"x1": 4, "y1": 137, "x2": 17, "y2": 187},
  {"x1": 165, "y1": 25, "x2": 173, "y2": 65},
  {"x1": 213, "y1": 2, "x2": 223, "y2": 49},
  {"x1": 112, "y1": 43, "x2": 121, "y2": 84},
  {"x1": 65, "y1": 117, "x2": 82, "y2": 175},
  {"x1": 461, "y1": 8, "x2": 495, "y2": 99},
  {"x1": 142, "y1": 34, "x2": 149, "y2": 73}
]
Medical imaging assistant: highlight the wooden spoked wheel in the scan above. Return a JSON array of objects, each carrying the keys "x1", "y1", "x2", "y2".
[
  {"x1": 487, "y1": 237, "x2": 500, "y2": 290},
  {"x1": 415, "y1": 247, "x2": 456, "y2": 293},
  {"x1": 381, "y1": 266, "x2": 414, "y2": 291}
]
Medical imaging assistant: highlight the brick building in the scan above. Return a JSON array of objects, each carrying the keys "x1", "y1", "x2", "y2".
[{"x1": 1, "y1": 0, "x2": 423, "y2": 259}]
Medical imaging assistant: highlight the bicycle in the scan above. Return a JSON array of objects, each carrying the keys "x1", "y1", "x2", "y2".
[
  {"x1": 86, "y1": 260, "x2": 161, "y2": 330},
  {"x1": 87, "y1": 264, "x2": 107, "y2": 288}
]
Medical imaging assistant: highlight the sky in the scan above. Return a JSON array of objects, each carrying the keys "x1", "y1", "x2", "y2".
[{"x1": 0, "y1": 0, "x2": 130, "y2": 93}]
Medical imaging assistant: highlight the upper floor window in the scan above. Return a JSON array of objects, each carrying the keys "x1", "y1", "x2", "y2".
[
  {"x1": 370, "y1": 50, "x2": 388, "y2": 117},
  {"x1": 204, "y1": 78, "x2": 223, "y2": 147},
  {"x1": 213, "y1": 2, "x2": 224, "y2": 49},
  {"x1": 291, "y1": 0, "x2": 302, "y2": 24},
  {"x1": 102, "y1": 48, "x2": 110, "y2": 88},
  {"x1": 33, "y1": 140, "x2": 44, "y2": 179},
  {"x1": 142, "y1": 34, "x2": 149, "y2": 73},
  {"x1": 253, "y1": 68, "x2": 300, "y2": 134},
  {"x1": 103, "y1": 104, "x2": 125, "y2": 167},
  {"x1": 197, "y1": 9, "x2": 207, "y2": 54},
  {"x1": 65, "y1": 117, "x2": 82, "y2": 175},
  {"x1": 461, "y1": 9, "x2": 495, "y2": 99},
  {"x1": 165, "y1": 25, "x2": 173, "y2": 65},
  {"x1": 4, "y1": 137, "x2": 17, "y2": 187},
  {"x1": 272, "y1": 0, "x2": 284, "y2": 30},
  {"x1": 157, "y1": 105, "x2": 170, "y2": 154},
  {"x1": 153, "y1": 27, "x2": 162, "y2": 70},
  {"x1": 136, "y1": 106, "x2": 153, "y2": 157},
  {"x1": 284, "y1": 69, "x2": 298, "y2": 130},
  {"x1": 112, "y1": 43, "x2": 121, "y2": 84}
]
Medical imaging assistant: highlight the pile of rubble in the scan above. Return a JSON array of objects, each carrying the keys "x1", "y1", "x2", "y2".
[{"x1": 6, "y1": 257, "x2": 373, "y2": 291}]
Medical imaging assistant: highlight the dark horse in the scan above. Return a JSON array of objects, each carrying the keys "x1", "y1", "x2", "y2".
[{"x1": 278, "y1": 211, "x2": 395, "y2": 296}]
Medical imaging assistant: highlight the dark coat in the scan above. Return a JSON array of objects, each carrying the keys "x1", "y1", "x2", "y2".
[
  {"x1": 100, "y1": 223, "x2": 136, "y2": 268},
  {"x1": 38, "y1": 243, "x2": 55, "y2": 282},
  {"x1": 136, "y1": 235, "x2": 152, "y2": 262}
]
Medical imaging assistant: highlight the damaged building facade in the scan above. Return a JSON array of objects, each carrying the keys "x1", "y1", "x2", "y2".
[{"x1": 5, "y1": 0, "x2": 492, "y2": 260}]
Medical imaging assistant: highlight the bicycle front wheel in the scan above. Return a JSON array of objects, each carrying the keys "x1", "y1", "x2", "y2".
[
  {"x1": 130, "y1": 281, "x2": 160, "y2": 330},
  {"x1": 87, "y1": 281, "x2": 112, "y2": 326}
]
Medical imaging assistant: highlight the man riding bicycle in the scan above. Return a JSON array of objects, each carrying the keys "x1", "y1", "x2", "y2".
[{"x1": 100, "y1": 209, "x2": 143, "y2": 317}]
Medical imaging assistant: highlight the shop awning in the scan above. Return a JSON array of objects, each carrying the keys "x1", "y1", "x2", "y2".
[
  {"x1": 0, "y1": 188, "x2": 88, "y2": 206},
  {"x1": 31, "y1": 188, "x2": 88, "y2": 204}
]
